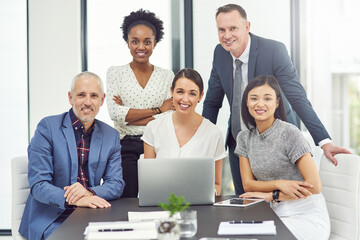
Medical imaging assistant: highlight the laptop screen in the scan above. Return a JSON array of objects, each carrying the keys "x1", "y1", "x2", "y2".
[{"x1": 138, "y1": 158, "x2": 215, "y2": 206}]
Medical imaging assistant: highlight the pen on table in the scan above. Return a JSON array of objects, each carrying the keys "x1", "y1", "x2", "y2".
[
  {"x1": 229, "y1": 220, "x2": 263, "y2": 224},
  {"x1": 98, "y1": 228, "x2": 134, "y2": 232}
]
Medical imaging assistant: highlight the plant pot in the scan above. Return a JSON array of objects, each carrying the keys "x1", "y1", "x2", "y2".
[
  {"x1": 177, "y1": 210, "x2": 197, "y2": 238},
  {"x1": 157, "y1": 218, "x2": 180, "y2": 240}
]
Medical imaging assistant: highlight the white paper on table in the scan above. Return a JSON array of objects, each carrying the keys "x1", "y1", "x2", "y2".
[
  {"x1": 217, "y1": 220, "x2": 276, "y2": 235},
  {"x1": 85, "y1": 230, "x2": 156, "y2": 240},
  {"x1": 84, "y1": 221, "x2": 157, "y2": 240},
  {"x1": 128, "y1": 211, "x2": 180, "y2": 222}
]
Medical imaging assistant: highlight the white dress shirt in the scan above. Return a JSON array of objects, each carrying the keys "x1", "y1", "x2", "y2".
[
  {"x1": 231, "y1": 36, "x2": 251, "y2": 131},
  {"x1": 231, "y1": 35, "x2": 251, "y2": 86},
  {"x1": 142, "y1": 113, "x2": 227, "y2": 161}
]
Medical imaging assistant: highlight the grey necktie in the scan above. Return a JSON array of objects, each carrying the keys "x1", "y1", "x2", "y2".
[{"x1": 231, "y1": 59, "x2": 243, "y2": 140}]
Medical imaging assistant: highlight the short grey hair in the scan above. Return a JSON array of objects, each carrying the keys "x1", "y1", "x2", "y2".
[
  {"x1": 216, "y1": 4, "x2": 247, "y2": 20},
  {"x1": 70, "y1": 71, "x2": 104, "y2": 95}
]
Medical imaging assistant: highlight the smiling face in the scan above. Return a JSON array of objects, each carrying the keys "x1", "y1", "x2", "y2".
[
  {"x1": 246, "y1": 84, "x2": 279, "y2": 127},
  {"x1": 171, "y1": 77, "x2": 204, "y2": 115},
  {"x1": 216, "y1": 10, "x2": 250, "y2": 58},
  {"x1": 127, "y1": 24, "x2": 156, "y2": 63},
  {"x1": 68, "y1": 76, "x2": 105, "y2": 130}
]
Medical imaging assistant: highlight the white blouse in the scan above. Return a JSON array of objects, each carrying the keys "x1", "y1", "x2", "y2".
[
  {"x1": 141, "y1": 113, "x2": 227, "y2": 161},
  {"x1": 106, "y1": 64, "x2": 174, "y2": 139}
]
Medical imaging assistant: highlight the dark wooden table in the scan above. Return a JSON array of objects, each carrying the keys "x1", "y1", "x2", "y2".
[{"x1": 48, "y1": 196, "x2": 295, "y2": 240}]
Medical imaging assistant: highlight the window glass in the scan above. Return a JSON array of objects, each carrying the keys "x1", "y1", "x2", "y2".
[
  {"x1": 303, "y1": 0, "x2": 360, "y2": 153},
  {"x1": 349, "y1": 76, "x2": 360, "y2": 154}
]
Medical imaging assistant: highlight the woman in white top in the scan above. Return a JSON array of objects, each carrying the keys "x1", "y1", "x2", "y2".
[
  {"x1": 142, "y1": 68, "x2": 226, "y2": 195},
  {"x1": 106, "y1": 9, "x2": 175, "y2": 198},
  {"x1": 236, "y1": 75, "x2": 330, "y2": 239}
]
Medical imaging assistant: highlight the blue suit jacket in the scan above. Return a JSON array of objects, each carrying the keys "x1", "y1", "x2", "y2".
[
  {"x1": 203, "y1": 33, "x2": 330, "y2": 146},
  {"x1": 19, "y1": 111, "x2": 125, "y2": 240}
]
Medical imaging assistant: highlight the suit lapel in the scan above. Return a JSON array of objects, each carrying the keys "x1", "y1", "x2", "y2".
[
  {"x1": 88, "y1": 122, "x2": 103, "y2": 186},
  {"x1": 62, "y1": 113, "x2": 78, "y2": 183},
  {"x1": 219, "y1": 49, "x2": 234, "y2": 101},
  {"x1": 248, "y1": 33, "x2": 259, "y2": 82}
]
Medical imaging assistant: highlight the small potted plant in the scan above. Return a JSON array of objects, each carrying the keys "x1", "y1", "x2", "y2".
[{"x1": 157, "y1": 193, "x2": 190, "y2": 240}]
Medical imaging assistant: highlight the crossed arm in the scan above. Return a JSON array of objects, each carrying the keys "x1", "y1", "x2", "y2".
[
  {"x1": 113, "y1": 95, "x2": 175, "y2": 125},
  {"x1": 239, "y1": 152, "x2": 322, "y2": 202}
]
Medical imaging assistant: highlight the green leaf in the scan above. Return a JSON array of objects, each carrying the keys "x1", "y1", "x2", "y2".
[{"x1": 158, "y1": 193, "x2": 191, "y2": 217}]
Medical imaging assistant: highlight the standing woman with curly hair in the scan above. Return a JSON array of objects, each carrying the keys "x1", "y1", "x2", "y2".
[{"x1": 107, "y1": 9, "x2": 175, "y2": 198}]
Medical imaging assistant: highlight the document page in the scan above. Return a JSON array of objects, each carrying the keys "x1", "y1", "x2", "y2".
[
  {"x1": 128, "y1": 211, "x2": 180, "y2": 222},
  {"x1": 84, "y1": 221, "x2": 157, "y2": 240},
  {"x1": 217, "y1": 220, "x2": 276, "y2": 235}
]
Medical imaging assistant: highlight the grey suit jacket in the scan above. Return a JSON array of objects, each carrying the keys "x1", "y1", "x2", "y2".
[{"x1": 203, "y1": 33, "x2": 330, "y2": 145}]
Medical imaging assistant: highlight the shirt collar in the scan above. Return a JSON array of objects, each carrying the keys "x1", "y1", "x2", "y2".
[
  {"x1": 231, "y1": 34, "x2": 251, "y2": 64},
  {"x1": 69, "y1": 108, "x2": 95, "y2": 134}
]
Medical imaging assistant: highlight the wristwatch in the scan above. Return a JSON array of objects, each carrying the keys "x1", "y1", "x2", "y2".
[{"x1": 272, "y1": 190, "x2": 280, "y2": 204}]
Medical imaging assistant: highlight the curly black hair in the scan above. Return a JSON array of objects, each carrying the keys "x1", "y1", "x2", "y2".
[{"x1": 121, "y1": 9, "x2": 164, "y2": 43}]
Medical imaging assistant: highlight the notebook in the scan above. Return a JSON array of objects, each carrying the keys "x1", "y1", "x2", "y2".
[{"x1": 138, "y1": 158, "x2": 215, "y2": 206}]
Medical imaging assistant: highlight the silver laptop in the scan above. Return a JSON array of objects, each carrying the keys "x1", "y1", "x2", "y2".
[{"x1": 138, "y1": 158, "x2": 215, "y2": 206}]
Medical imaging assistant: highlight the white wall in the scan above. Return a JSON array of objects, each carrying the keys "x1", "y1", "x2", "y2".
[
  {"x1": 28, "y1": 0, "x2": 82, "y2": 136},
  {"x1": 0, "y1": 0, "x2": 82, "y2": 231},
  {"x1": 305, "y1": 0, "x2": 333, "y2": 138},
  {"x1": 0, "y1": 0, "x2": 28, "y2": 229}
]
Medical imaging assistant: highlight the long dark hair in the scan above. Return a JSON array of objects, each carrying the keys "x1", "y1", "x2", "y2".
[{"x1": 241, "y1": 75, "x2": 287, "y2": 130}]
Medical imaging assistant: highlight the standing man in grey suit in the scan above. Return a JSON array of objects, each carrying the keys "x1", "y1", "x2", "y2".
[{"x1": 202, "y1": 4, "x2": 350, "y2": 195}]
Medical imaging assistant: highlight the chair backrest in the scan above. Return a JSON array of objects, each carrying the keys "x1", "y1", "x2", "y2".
[
  {"x1": 319, "y1": 153, "x2": 360, "y2": 240},
  {"x1": 11, "y1": 156, "x2": 29, "y2": 240}
]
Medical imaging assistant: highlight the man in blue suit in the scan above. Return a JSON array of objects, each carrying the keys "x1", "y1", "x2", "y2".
[
  {"x1": 19, "y1": 72, "x2": 125, "y2": 239},
  {"x1": 202, "y1": 4, "x2": 350, "y2": 195}
]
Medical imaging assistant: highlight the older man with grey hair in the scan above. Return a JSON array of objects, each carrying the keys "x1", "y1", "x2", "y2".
[{"x1": 19, "y1": 71, "x2": 125, "y2": 240}]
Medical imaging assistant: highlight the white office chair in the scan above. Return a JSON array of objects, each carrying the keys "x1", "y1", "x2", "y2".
[
  {"x1": 11, "y1": 156, "x2": 29, "y2": 240},
  {"x1": 319, "y1": 153, "x2": 360, "y2": 240}
]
